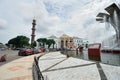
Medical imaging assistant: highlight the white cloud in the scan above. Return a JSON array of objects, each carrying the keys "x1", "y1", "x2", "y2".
[
  {"x1": 0, "y1": 0, "x2": 118, "y2": 43},
  {"x1": 0, "y1": 18, "x2": 7, "y2": 29},
  {"x1": 64, "y1": 0, "x2": 116, "y2": 43}
]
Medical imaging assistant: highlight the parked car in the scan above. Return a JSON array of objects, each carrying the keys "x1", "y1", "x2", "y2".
[
  {"x1": 32, "y1": 48, "x2": 45, "y2": 54},
  {"x1": 39, "y1": 48, "x2": 45, "y2": 52},
  {"x1": 18, "y1": 48, "x2": 33, "y2": 56},
  {"x1": 14, "y1": 48, "x2": 21, "y2": 50},
  {"x1": 31, "y1": 48, "x2": 40, "y2": 54}
]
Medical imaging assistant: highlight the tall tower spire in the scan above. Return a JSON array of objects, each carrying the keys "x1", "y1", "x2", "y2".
[{"x1": 31, "y1": 18, "x2": 36, "y2": 45}]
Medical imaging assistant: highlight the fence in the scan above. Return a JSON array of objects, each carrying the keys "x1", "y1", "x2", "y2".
[{"x1": 32, "y1": 56, "x2": 44, "y2": 80}]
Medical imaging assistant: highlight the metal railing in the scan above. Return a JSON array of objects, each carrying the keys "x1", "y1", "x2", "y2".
[{"x1": 32, "y1": 56, "x2": 44, "y2": 80}]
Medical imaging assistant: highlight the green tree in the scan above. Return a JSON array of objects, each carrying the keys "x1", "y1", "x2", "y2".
[
  {"x1": 46, "y1": 39, "x2": 55, "y2": 49},
  {"x1": 8, "y1": 35, "x2": 30, "y2": 48},
  {"x1": 46, "y1": 39, "x2": 52, "y2": 48},
  {"x1": 31, "y1": 41, "x2": 36, "y2": 48},
  {"x1": 51, "y1": 39, "x2": 55, "y2": 49},
  {"x1": 8, "y1": 38, "x2": 16, "y2": 48},
  {"x1": 37, "y1": 38, "x2": 47, "y2": 48}
]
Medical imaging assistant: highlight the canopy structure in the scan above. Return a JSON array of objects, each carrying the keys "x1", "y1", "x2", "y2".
[
  {"x1": 105, "y1": 3, "x2": 120, "y2": 15},
  {"x1": 96, "y1": 3, "x2": 120, "y2": 47},
  {"x1": 96, "y1": 13, "x2": 110, "y2": 23}
]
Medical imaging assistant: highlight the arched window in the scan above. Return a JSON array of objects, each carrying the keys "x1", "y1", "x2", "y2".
[
  {"x1": 61, "y1": 40, "x2": 64, "y2": 49},
  {"x1": 66, "y1": 40, "x2": 68, "y2": 47}
]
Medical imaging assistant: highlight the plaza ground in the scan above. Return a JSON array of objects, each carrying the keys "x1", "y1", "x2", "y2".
[
  {"x1": 0, "y1": 50, "x2": 43, "y2": 80},
  {"x1": 0, "y1": 50, "x2": 120, "y2": 80},
  {"x1": 0, "y1": 50, "x2": 22, "y2": 66},
  {"x1": 38, "y1": 52, "x2": 120, "y2": 80}
]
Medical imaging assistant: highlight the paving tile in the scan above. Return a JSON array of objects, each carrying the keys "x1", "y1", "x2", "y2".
[
  {"x1": 6, "y1": 75, "x2": 32, "y2": 80},
  {"x1": 8, "y1": 65, "x2": 25, "y2": 71}
]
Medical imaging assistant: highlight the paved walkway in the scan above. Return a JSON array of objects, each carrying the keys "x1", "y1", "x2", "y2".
[
  {"x1": 38, "y1": 52, "x2": 120, "y2": 80},
  {"x1": 0, "y1": 53, "x2": 44, "y2": 80},
  {"x1": 0, "y1": 51, "x2": 120, "y2": 80},
  {"x1": 96, "y1": 62, "x2": 107, "y2": 80}
]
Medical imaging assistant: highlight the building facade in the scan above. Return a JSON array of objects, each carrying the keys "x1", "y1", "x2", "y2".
[
  {"x1": 73, "y1": 37, "x2": 83, "y2": 48},
  {"x1": 82, "y1": 39, "x2": 89, "y2": 49},
  {"x1": 58, "y1": 34, "x2": 75, "y2": 49},
  {"x1": 42, "y1": 34, "x2": 86, "y2": 49}
]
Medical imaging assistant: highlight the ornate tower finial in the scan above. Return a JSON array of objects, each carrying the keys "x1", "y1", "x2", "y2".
[{"x1": 31, "y1": 18, "x2": 36, "y2": 45}]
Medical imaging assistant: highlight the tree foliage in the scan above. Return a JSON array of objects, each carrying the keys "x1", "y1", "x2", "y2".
[
  {"x1": 51, "y1": 39, "x2": 55, "y2": 49},
  {"x1": 8, "y1": 35, "x2": 30, "y2": 48},
  {"x1": 31, "y1": 41, "x2": 36, "y2": 48},
  {"x1": 37, "y1": 38, "x2": 47, "y2": 48},
  {"x1": 46, "y1": 39, "x2": 53, "y2": 48},
  {"x1": 0, "y1": 42, "x2": 2, "y2": 44},
  {"x1": 37, "y1": 38, "x2": 55, "y2": 49}
]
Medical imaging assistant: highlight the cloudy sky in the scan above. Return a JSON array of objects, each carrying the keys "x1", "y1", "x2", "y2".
[{"x1": 0, "y1": 0, "x2": 119, "y2": 44}]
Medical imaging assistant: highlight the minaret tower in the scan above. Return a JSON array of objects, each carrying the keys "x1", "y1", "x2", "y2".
[{"x1": 31, "y1": 18, "x2": 36, "y2": 45}]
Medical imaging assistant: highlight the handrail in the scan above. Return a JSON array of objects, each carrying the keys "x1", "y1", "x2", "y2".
[{"x1": 33, "y1": 56, "x2": 44, "y2": 80}]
